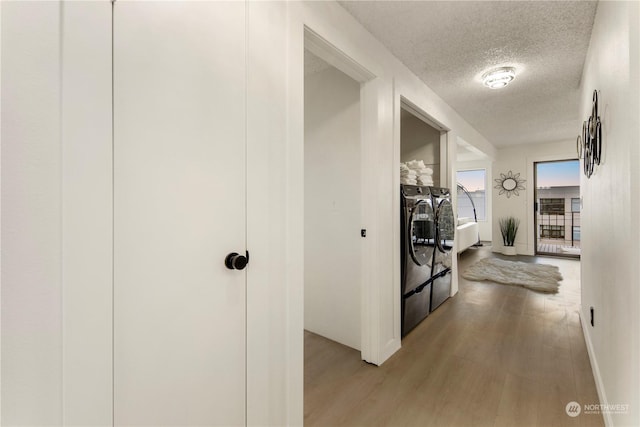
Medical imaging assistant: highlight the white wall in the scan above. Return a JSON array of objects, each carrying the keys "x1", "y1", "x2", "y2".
[
  {"x1": 400, "y1": 109, "x2": 441, "y2": 187},
  {"x1": 1, "y1": 4, "x2": 63, "y2": 423},
  {"x1": 246, "y1": 3, "x2": 300, "y2": 424},
  {"x1": 1, "y1": 1, "x2": 500, "y2": 423},
  {"x1": 1, "y1": 2, "x2": 114, "y2": 425},
  {"x1": 1, "y1": 2, "x2": 299, "y2": 425},
  {"x1": 579, "y1": 2, "x2": 640, "y2": 426},
  {"x1": 492, "y1": 139, "x2": 577, "y2": 255},
  {"x1": 304, "y1": 64, "x2": 361, "y2": 351},
  {"x1": 60, "y1": 3, "x2": 113, "y2": 424},
  {"x1": 456, "y1": 158, "x2": 493, "y2": 241}
]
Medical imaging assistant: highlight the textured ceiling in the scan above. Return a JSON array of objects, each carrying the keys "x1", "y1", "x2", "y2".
[{"x1": 339, "y1": 1, "x2": 598, "y2": 149}]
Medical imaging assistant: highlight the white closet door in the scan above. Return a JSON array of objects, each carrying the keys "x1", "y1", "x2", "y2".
[{"x1": 114, "y1": 2, "x2": 246, "y2": 425}]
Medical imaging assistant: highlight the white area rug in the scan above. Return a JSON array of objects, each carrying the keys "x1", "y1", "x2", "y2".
[{"x1": 462, "y1": 258, "x2": 563, "y2": 293}]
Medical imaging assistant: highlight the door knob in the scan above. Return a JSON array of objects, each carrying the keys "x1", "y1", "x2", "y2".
[{"x1": 225, "y1": 252, "x2": 248, "y2": 270}]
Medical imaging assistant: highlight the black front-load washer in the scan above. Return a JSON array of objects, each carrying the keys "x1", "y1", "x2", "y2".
[{"x1": 400, "y1": 184, "x2": 435, "y2": 336}]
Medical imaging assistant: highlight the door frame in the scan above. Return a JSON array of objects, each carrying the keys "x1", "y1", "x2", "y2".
[
  {"x1": 303, "y1": 27, "x2": 379, "y2": 363},
  {"x1": 395, "y1": 97, "x2": 453, "y2": 302}
]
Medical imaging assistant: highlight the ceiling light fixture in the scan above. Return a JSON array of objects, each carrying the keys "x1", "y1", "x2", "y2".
[{"x1": 482, "y1": 67, "x2": 516, "y2": 89}]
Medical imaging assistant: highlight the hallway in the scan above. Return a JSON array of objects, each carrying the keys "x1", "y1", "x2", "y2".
[{"x1": 305, "y1": 246, "x2": 603, "y2": 426}]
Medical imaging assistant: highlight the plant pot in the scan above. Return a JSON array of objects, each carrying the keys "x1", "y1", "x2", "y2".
[{"x1": 502, "y1": 246, "x2": 517, "y2": 256}]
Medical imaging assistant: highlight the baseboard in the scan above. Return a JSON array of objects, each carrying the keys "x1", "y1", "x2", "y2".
[
  {"x1": 580, "y1": 312, "x2": 613, "y2": 427},
  {"x1": 379, "y1": 337, "x2": 401, "y2": 366}
]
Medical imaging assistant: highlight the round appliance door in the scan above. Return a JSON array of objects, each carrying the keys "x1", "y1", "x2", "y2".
[
  {"x1": 436, "y1": 199, "x2": 455, "y2": 253},
  {"x1": 409, "y1": 199, "x2": 436, "y2": 265}
]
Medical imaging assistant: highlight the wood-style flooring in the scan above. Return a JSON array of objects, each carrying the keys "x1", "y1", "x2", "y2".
[{"x1": 304, "y1": 246, "x2": 604, "y2": 427}]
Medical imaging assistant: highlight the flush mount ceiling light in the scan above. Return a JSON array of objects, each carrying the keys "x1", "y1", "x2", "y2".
[{"x1": 482, "y1": 67, "x2": 516, "y2": 89}]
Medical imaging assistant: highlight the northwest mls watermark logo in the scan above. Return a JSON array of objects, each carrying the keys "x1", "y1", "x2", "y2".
[
  {"x1": 566, "y1": 401, "x2": 630, "y2": 417},
  {"x1": 584, "y1": 403, "x2": 630, "y2": 415},
  {"x1": 565, "y1": 401, "x2": 581, "y2": 417}
]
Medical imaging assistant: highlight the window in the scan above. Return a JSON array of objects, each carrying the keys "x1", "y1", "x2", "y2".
[
  {"x1": 540, "y1": 198, "x2": 565, "y2": 215},
  {"x1": 457, "y1": 169, "x2": 486, "y2": 221},
  {"x1": 572, "y1": 226, "x2": 581, "y2": 242},
  {"x1": 571, "y1": 198, "x2": 580, "y2": 212},
  {"x1": 540, "y1": 225, "x2": 565, "y2": 238}
]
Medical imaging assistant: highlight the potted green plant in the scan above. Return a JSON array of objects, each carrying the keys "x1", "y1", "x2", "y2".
[{"x1": 499, "y1": 216, "x2": 520, "y2": 255}]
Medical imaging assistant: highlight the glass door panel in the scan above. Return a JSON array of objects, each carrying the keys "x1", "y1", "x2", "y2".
[{"x1": 409, "y1": 200, "x2": 435, "y2": 267}]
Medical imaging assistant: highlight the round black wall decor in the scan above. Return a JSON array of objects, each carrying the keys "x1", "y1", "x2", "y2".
[{"x1": 578, "y1": 90, "x2": 602, "y2": 178}]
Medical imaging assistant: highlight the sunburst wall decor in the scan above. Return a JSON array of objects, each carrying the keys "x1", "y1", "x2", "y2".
[{"x1": 494, "y1": 170, "x2": 526, "y2": 198}]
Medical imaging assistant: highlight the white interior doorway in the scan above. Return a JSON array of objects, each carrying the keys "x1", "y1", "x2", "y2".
[
  {"x1": 304, "y1": 49, "x2": 362, "y2": 350},
  {"x1": 303, "y1": 29, "x2": 375, "y2": 357}
]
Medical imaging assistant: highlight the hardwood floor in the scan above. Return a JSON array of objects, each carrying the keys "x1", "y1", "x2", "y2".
[{"x1": 304, "y1": 245, "x2": 604, "y2": 427}]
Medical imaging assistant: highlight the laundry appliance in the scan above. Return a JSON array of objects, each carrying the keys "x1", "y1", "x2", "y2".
[
  {"x1": 400, "y1": 184, "x2": 436, "y2": 337},
  {"x1": 429, "y1": 187, "x2": 455, "y2": 312}
]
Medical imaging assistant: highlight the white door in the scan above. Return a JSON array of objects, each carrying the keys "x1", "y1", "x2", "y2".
[{"x1": 114, "y1": 2, "x2": 247, "y2": 425}]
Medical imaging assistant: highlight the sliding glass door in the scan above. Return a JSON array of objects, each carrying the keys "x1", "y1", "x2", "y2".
[{"x1": 534, "y1": 160, "x2": 580, "y2": 258}]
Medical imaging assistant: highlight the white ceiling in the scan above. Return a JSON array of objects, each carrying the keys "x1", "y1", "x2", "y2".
[
  {"x1": 338, "y1": 1, "x2": 598, "y2": 150},
  {"x1": 304, "y1": 49, "x2": 332, "y2": 76}
]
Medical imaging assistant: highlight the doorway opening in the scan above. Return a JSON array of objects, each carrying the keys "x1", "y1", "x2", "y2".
[
  {"x1": 303, "y1": 48, "x2": 363, "y2": 351},
  {"x1": 398, "y1": 103, "x2": 453, "y2": 338},
  {"x1": 400, "y1": 106, "x2": 442, "y2": 185},
  {"x1": 534, "y1": 159, "x2": 581, "y2": 258}
]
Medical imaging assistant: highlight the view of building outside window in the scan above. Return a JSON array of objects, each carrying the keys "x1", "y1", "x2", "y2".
[
  {"x1": 457, "y1": 169, "x2": 486, "y2": 221},
  {"x1": 536, "y1": 160, "x2": 580, "y2": 256}
]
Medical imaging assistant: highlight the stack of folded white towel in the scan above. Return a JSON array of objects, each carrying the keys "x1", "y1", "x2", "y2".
[
  {"x1": 400, "y1": 163, "x2": 418, "y2": 185},
  {"x1": 401, "y1": 160, "x2": 434, "y2": 186}
]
